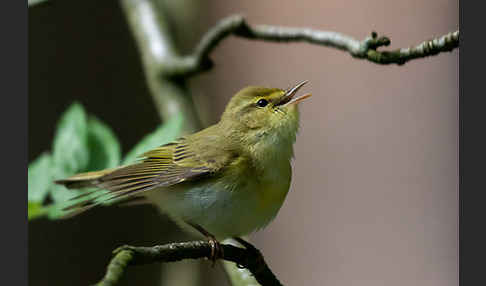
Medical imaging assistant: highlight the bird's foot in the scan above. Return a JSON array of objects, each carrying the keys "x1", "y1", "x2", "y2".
[
  {"x1": 187, "y1": 222, "x2": 223, "y2": 267},
  {"x1": 207, "y1": 234, "x2": 224, "y2": 267}
]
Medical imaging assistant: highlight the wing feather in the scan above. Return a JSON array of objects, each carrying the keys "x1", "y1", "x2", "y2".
[{"x1": 59, "y1": 135, "x2": 234, "y2": 215}]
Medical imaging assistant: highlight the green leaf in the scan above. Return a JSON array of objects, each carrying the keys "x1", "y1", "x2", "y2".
[
  {"x1": 52, "y1": 103, "x2": 89, "y2": 176},
  {"x1": 28, "y1": 202, "x2": 48, "y2": 220},
  {"x1": 28, "y1": 152, "x2": 52, "y2": 203},
  {"x1": 49, "y1": 103, "x2": 90, "y2": 203},
  {"x1": 53, "y1": 115, "x2": 121, "y2": 211},
  {"x1": 123, "y1": 114, "x2": 184, "y2": 164},
  {"x1": 86, "y1": 116, "x2": 121, "y2": 171},
  {"x1": 28, "y1": 103, "x2": 124, "y2": 220}
]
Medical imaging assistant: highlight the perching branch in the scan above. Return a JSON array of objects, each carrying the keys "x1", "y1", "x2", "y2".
[
  {"x1": 96, "y1": 240, "x2": 282, "y2": 286},
  {"x1": 156, "y1": 15, "x2": 459, "y2": 78}
]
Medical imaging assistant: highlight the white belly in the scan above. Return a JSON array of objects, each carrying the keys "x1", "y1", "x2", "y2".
[{"x1": 145, "y1": 166, "x2": 291, "y2": 239}]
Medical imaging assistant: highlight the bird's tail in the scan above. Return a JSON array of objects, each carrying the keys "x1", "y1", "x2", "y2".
[
  {"x1": 54, "y1": 166, "x2": 151, "y2": 217},
  {"x1": 55, "y1": 168, "x2": 119, "y2": 217}
]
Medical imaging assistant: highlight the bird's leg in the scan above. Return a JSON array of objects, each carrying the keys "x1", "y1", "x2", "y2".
[{"x1": 188, "y1": 222, "x2": 223, "y2": 267}]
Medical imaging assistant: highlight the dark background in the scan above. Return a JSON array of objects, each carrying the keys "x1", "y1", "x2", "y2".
[{"x1": 29, "y1": 1, "x2": 459, "y2": 285}]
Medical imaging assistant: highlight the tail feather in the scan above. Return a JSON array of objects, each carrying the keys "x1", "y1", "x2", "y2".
[
  {"x1": 55, "y1": 168, "x2": 118, "y2": 217},
  {"x1": 54, "y1": 166, "x2": 154, "y2": 217}
]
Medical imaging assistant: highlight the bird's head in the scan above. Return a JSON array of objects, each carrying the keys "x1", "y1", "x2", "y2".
[{"x1": 220, "y1": 81, "x2": 311, "y2": 155}]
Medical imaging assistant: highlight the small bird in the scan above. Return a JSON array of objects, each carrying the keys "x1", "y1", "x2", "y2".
[{"x1": 56, "y1": 81, "x2": 311, "y2": 258}]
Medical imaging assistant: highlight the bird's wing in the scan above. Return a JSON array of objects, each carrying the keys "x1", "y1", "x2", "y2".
[{"x1": 61, "y1": 135, "x2": 235, "y2": 214}]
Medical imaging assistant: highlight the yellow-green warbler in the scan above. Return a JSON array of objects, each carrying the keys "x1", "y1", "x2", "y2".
[{"x1": 56, "y1": 81, "x2": 311, "y2": 258}]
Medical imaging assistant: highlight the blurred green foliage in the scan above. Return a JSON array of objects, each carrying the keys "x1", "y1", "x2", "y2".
[{"x1": 28, "y1": 103, "x2": 183, "y2": 220}]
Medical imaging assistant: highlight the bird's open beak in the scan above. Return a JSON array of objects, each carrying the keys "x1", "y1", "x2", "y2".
[{"x1": 275, "y1": 80, "x2": 312, "y2": 106}]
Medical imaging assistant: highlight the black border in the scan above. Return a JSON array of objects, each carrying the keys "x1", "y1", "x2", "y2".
[
  {"x1": 460, "y1": 1, "x2": 485, "y2": 285},
  {"x1": 3, "y1": 1, "x2": 28, "y2": 286}
]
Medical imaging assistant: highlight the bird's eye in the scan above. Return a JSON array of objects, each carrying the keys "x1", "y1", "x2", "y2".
[{"x1": 256, "y1": 99, "x2": 268, "y2": 107}]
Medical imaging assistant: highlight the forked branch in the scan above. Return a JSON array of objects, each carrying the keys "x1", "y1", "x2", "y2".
[
  {"x1": 159, "y1": 15, "x2": 460, "y2": 78},
  {"x1": 96, "y1": 240, "x2": 282, "y2": 286}
]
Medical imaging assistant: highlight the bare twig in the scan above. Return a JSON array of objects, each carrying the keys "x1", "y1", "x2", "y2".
[
  {"x1": 96, "y1": 240, "x2": 282, "y2": 286},
  {"x1": 157, "y1": 15, "x2": 459, "y2": 78},
  {"x1": 120, "y1": 0, "x2": 201, "y2": 133}
]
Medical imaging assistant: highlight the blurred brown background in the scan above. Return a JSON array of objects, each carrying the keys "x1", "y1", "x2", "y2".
[{"x1": 29, "y1": 0, "x2": 458, "y2": 285}]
